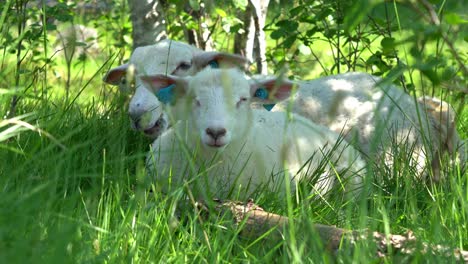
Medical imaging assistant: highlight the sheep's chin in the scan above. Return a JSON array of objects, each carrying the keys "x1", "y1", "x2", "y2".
[
  {"x1": 206, "y1": 142, "x2": 226, "y2": 148},
  {"x1": 204, "y1": 139, "x2": 228, "y2": 149},
  {"x1": 143, "y1": 117, "x2": 167, "y2": 138}
]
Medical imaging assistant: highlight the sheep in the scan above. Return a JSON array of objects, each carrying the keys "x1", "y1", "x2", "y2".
[
  {"x1": 103, "y1": 39, "x2": 248, "y2": 138},
  {"x1": 142, "y1": 68, "x2": 366, "y2": 199},
  {"x1": 262, "y1": 72, "x2": 464, "y2": 181},
  {"x1": 416, "y1": 96, "x2": 466, "y2": 172},
  {"x1": 103, "y1": 41, "x2": 462, "y2": 180}
]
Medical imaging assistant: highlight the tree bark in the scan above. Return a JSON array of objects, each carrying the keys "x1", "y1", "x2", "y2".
[
  {"x1": 192, "y1": 199, "x2": 468, "y2": 262},
  {"x1": 249, "y1": 0, "x2": 270, "y2": 74},
  {"x1": 233, "y1": 0, "x2": 269, "y2": 74},
  {"x1": 183, "y1": 4, "x2": 214, "y2": 51},
  {"x1": 128, "y1": 0, "x2": 167, "y2": 50},
  {"x1": 234, "y1": 4, "x2": 255, "y2": 63}
]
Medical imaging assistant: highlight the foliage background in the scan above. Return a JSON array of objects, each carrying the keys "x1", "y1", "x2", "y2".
[{"x1": 0, "y1": 0, "x2": 466, "y2": 262}]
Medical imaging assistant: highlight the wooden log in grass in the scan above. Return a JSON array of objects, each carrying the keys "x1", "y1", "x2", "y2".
[{"x1": 193, "y1": 199, "x2": 468, "y2": 262}]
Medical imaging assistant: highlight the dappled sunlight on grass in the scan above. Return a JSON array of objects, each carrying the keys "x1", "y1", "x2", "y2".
[{"x1": 0, "y1": 0, "x2": 466, "y2": 262}]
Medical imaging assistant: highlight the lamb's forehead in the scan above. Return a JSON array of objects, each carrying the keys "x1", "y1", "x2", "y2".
[
  {"x1": 189, "y1": 68, "x2": 250, "y2": 96},
  {"x1": 129, "y1": 41, "x2": 200, "y2": 74}
]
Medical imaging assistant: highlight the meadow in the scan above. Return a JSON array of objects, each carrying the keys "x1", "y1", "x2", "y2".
[{"x1": 0, "y1": 0, "x2": 466, "y2": 262}]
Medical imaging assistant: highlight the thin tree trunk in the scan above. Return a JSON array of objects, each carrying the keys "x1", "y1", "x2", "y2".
[
  {"x1": 234, "y1": 4, "x2": 254, "y2": 63},
  {"x1": 183, "y1": 4, "x2": 214, "y2": 51},
  {"x1": 249, "y1": 0, "x2": 269, "y2": 74},
  {"x1": 236, "y1": 0, "x2": 269, "y2": 74},
  {"x1": 128, "y1": 0, "x2": 167, "y2": 50}
]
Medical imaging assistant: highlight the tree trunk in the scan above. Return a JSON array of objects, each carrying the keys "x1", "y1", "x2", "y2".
[
  {"x1": 235, "y1": 0, "x2": 269, "y2": 74},
  {"x1": 250, "y1": 0, "x2": 270, "y2": 74},
  {"x1": 183, "y1": 4, "x2": 214, "y2": 51},
  {"x1": 234, "y1": 4, "x2": 254, "y2": 63},
  {"x1": 128, "y1": 0, "x2": 167, "y2": 49}
]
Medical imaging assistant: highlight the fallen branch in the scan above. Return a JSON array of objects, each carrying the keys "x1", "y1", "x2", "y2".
[{"x1": 193, "y1": 199, "x2": 468, "y2": 262}]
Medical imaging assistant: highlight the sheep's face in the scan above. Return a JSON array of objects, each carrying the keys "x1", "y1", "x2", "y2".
[
  {"x1": 103, "y1": 40, "x2": 199, "y2": 138},
  {"x1": 103, "y1": 40, "x2": 249, "y2": 139},
  {"x1": 187, "y1": 69, "x2": 253, "y2": 148},
  {"x1": 128, "y1": 42, "x2": 201, "y2": 138},
  {"x1": 140, "y1": 68, "x2": 294, "y2": 149}
]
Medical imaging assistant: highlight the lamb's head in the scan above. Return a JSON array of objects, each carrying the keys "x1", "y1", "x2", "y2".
[
  {"x1": 103, "y1": 39, "x2": 249, "y2": 139},
  {"x1": 141, "y1": 68, "x2": 294, "y2": 149}
]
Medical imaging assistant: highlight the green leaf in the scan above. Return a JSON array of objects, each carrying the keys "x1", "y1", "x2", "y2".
[
  {"x1": 75, "y1": 42, "x2": 87, "y2": 47},
  {"x1": 270, "y1": 29, "x2": 285, "y2": 40},
  {"x1": 381, "y1": 37, "x2": 395, "y2": 50},
  {"x1": 46, "y1": 23, "x2": 57, "y2": 31},
  {"x1": 315, "y1": 8, "x2": 332, "y2": 21},
  {"x1": 232, "y1": 0, "x2": 248, "y2": 10},
  {"x1": 384, "y1": 63, "x2": 407, "y2": 83},
  {"x1": 306, "y1": 27, "x2": 318, "y2": 36},
  {"x1": 421, "y1": 69, "x2": 440, "y2": 85},
  {"x1": 343, "y1": 0, "x2": 378, "y2": 33},
  {"x1": 215, "y1": 8, "x2": 227, "y2": 18},
  {"x1": 275, "y1": 20, "x2": 299, "y2": 32},
  {"x1": 289, "y1": 6, "x2": 303, "y2": 17},
  {"x1": 441, "y1": 67, "x2": 456, "y2": 80},
  {"x1": 189, "y1": 0, "x2": 200, "y2": 11},
  {"x1": 444, "y1": 12, "x2": 468, "y2": 25},
  {"x1": 282, "y1": 35, "x2": 296, "y2": 48}
]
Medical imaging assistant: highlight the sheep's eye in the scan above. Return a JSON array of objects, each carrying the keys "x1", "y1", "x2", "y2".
[
  {"x1": 177, "y1": 62, "x2": 191, "y2": 71},
  {"x1": 236, "y1": 97, "x2": 248, "y2": 107},
  {"x1": 208, "y1": 60, "x2": 219, "y2": 68},
  {"x1": 120, "y1": 77, "x2": 127, "y2": 85}
]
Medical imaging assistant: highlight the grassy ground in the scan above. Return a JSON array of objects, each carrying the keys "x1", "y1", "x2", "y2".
[
  {"x1": 1, "y1": 58, "x2": 466, "y2": 263},
  {"x1": 1, "y1": 4, "x2": 467, "y2": 263}
]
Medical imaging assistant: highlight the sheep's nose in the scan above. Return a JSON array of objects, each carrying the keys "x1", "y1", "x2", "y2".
[
  {"x1": 128, "y1": 108, "x2": 144, "y2": 122},
  {"x1": 206, "y1": 127, "x2": 226, "y2": 140},
  {"x1": 128, "y1": 111, "x2": 144, "y2": 130}
]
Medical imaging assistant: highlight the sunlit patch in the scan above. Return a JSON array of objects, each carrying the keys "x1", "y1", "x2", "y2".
[{"x1": 327, "y1": 79, "x2": 354, "y2": 92}]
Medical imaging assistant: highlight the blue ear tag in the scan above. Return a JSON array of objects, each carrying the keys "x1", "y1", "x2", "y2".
[
  {"x1": 208, "y1": 60, "x2": 219, "y2": 68},
  {"x1": 263, "y1": 104, "x2": 275, "y2": 111},
  {"x1": 254, "y1": 87, "x2": 276, "y2": 111},
  {"x1": 156, "y1": 83, "x2": 176, "y2": 105}
]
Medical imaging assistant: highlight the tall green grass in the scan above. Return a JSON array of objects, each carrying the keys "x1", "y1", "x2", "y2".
[
  {"x1": 1, "y1": 65, "x2": 466, "y2": 263},
  {"x1": 0, "y1": 1, "x2": 466, "y2": 262}
]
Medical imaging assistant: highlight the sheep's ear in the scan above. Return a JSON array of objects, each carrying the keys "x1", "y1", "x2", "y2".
[
  {"x1": 250, "y1": 78, "x2": 295, "y2": 103},
  {"x1": 103, "y1": 63, "x2": 129, "y2": 85},
  {"x1": 139, "y1": 74, "x2": 189, "y2": 104},
  {"x1": 193, "y1": 52, "x2": 250, "y2": 71}
]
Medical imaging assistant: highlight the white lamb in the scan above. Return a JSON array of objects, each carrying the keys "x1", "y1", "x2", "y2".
[
  {"x1": 263, "y1": 72, "x2": 464, "y2": 180},
  {"x1": 103, "y1": 39, "x2": 248, "y2": 138},
  {"x1": 142, "y1": 68, "x2": 366, "y2": 199}
]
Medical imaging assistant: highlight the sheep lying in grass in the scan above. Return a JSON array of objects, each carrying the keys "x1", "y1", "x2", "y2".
[
  {"x1": 416, "y1": 96, "x2": 466, "y2": 171},
  {"x1": 264, "y1": 72, "x2": 464, "y2": 180},
  {"x1": 103, "y1": 41, "x2": 462, "y2": 181},
  {"x1": 103, "y1": 39, "x2": 248, "y2": 138},
  {"x1": 142, "y1": 68, "x2": 365, "y2": 199}
]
